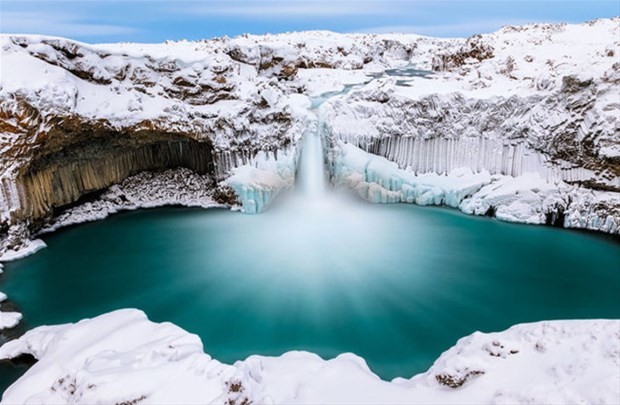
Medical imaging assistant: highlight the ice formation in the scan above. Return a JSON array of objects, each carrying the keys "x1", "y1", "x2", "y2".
[
  {"x1": 319, "y1": 18, "x2": 620, "y2": 233},
  {"x1": 225, "y1": 147, "x2": 298, "y2": 213},
  {"x1": 332, "y1": 141, "x2": 620, "y2": 229}
]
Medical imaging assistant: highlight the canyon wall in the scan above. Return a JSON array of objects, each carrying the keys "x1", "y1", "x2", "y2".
[
  {"x1": 318, "y1": 19, "x2": 620, "y2": 233},
  {"x1": 1, "y1": 19, "x2": 619, "y2": 257},
  {"x1": 0, "y1": 31, "x2": 422, "y2": 255}
]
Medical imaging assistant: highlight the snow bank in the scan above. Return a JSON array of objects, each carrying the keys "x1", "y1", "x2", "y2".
[
  {"x1": 0, "y1": 312, "x2": 22, "y2": 330},
  {"x1": 0, "y1": 309, "x2": 618, "y2": 404},
  {"x1": 0, "y1": 283, "x2": 22, "y2": 331},
  {"x1": 0, "y1": 239, "x2": 46, "y2": 263},
  {"x1": 39, "y1": 168, "x2": 222, "y2": 234}
]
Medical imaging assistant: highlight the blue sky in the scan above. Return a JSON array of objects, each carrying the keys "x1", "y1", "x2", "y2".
[{"x1": 0, "y1": 0, "x2": 618, "y2": 43}]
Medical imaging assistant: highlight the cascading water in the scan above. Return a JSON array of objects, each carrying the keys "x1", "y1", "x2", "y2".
[{"x1": 296, "y1": 131, "x2": 327, "y2": 198}]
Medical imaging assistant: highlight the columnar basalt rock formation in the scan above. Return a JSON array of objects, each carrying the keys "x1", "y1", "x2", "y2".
[{"x1": 319, "y1": 19, "x2": 620, "y2": 232}]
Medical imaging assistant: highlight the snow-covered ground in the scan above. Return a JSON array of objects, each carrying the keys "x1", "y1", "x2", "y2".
[
  {"x1": 320, "y1": 18, "x2": 620, "y2": 234},
  {"x1": 0, "y1": 285, "x2": 22, "y2": 330},
  {"x1": 0, "y1": 309, "x2": 618, "y2": 404}
]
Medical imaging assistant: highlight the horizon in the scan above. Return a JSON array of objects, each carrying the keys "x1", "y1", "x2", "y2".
[{"x1": 0, "y1": 0, "x2": 618, "y2": 44}]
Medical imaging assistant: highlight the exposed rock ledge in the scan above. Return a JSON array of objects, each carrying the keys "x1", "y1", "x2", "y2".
[{"x1": 0, "y1": 309, "x2": 618, "y2": 404}]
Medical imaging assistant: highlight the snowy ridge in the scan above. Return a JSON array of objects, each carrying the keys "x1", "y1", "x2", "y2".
[
  {"x1": 0, "y1": 309, "x2": 618, "y2": 404},
  {"x1": 0, "y1": 29, "x2": 419, "y2": 256}
]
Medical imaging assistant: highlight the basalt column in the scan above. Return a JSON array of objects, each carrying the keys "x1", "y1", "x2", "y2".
[{"x1": 16, "y1": 139, "x2": 215, "y2": 222}]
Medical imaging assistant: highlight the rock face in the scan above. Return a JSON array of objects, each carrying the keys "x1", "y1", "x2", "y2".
[{"x1": 1, "y1": 19, "x2": 619, "y2": 259}]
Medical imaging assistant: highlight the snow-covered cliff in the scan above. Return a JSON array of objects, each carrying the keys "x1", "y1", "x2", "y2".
[
  {"x1": 0, "y1": 30, "x2": 426, "y2": 258},
  {"x1": 1, "y1": 309, "x2": 618, "y2": 404},
  {"x1": 0, "y1": 20, "x2": 619, "y2": 403},
  {"x1": 321, "y1": 18, "x2": 620, "y2": 232},
  {"x1": 1, "y1": 18, "x2": 619, "y2": 259}
]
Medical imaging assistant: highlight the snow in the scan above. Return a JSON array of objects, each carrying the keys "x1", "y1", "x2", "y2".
[
  {"x1": 0, "y1": 270, "x2": 21, "y2": 330},
  {"x1": 315, "y1": 19, "x2": 619, "y2": 233},
  {"x1": 0, "y1": 239, "x2": 47, "y2": 262},
  {"x1": 0, "y1": 311, "x2": 22, "y2": 330},
  {"x1": 0, "y1": 309, "x2": 617, "y2": 404},
  {"x1": 0, "y1": 236, "x2": 45, "y2": 330},
  {"x1": 38, "y1": 168, "x2": 223, "y2": 234},
  {"x1": 1, "y1": 19, "x2": 618, "y2": 241},
  {"x1": 332, "y1": 141, "x2": 620, "y2": 231},
  {"x1": 296, "y1": 68, "x2": 370, "y2": 97}
]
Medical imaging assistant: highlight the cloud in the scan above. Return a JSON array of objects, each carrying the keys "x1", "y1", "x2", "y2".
[
  {"x1": 355, "y1": 19, "x2": 555, "y2": 37},
  {"x1": 181, "y1": 0, "x2": 392, "y2": 17},
  {"x1": 0, "y1": 11, "x2": 137, "y2": 37}
]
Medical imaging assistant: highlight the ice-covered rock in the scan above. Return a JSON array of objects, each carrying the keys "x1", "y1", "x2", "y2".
[
  {"x1": 332, "y1": 142, "x2": 619, "y2": 231},
  {"x1": 225, "y1": 148, "x2": 298, "y2": 213},
  {"x1": 0, "y1": 29, "x2": 419, "y2": 258}
]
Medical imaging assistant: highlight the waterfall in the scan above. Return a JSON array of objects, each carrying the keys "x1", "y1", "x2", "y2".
[{"x1": 296, "y1": 131, "x2": 327, "y2": 197}]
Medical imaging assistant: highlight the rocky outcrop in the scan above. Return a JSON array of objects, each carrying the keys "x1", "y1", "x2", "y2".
[
  {"x1": 0, "y1": 30, "x2": 427, "y2": 256},
  {"x1": 19, "y1": 139, "x2": 214, "y2": 221}
]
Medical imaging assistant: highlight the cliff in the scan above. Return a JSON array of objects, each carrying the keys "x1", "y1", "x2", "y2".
[{"x1": 1, "y1": 19, "x2": 619, "y2": 259}]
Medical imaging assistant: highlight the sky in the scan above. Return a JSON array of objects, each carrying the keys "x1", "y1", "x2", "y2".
[{"x1": 0, "y1": 0, "x2": 618, "y2": 43}]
